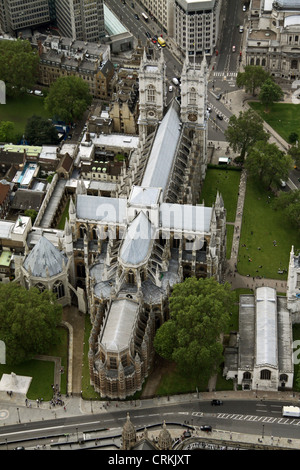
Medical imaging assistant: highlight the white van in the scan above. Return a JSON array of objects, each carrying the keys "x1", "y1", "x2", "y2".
[
  {"x1": 34, "y1": 90, "x2": 43, "y2": 96},
  {"x1": 172, "y1": 77, "x2": 179, "y2": 86},
  {"x1": 218, "y1": 157, "x2": 231, "y2": 165}
]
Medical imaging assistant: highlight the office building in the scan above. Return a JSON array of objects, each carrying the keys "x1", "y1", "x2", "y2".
[{"x1": 55, "y1": 0, "x2": 105, "y2": 42}]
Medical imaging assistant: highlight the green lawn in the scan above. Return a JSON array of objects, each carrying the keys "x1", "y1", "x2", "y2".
[
  {"x1": 237, "y1": 177, "x2": 299, "y2": 279},
  {"x1": 0, "y1": 326, "x2": 68, "y2": 400},
  {"x1": 0, "y1": 94, "x2": 50, "y2": 135},
  {"x1": 200, "y1": 168, "x2": 241, "y2": 222},
  {"x1": 249, "y1": 101, "x2": 300, "y2": 143}
]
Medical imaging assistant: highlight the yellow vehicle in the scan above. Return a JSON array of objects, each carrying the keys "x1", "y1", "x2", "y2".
[{"x1": 158, "y1": 37, "x2": 166, "y2": 47}]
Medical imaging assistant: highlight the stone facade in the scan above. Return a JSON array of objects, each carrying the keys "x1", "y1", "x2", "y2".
[
  {"x1": 246, "y1": 0, "x2": 300, "y2": 80},
  {"x1": 79, "y1": 52, "x2": 227, "y2": 399}
]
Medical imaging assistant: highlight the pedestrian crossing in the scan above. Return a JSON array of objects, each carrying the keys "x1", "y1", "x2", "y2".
[
  {"x1": 213, "y1": 71, "x2": 238, "y2": 78},
  {"x1": 191, "y1": 410, "x2": 300, "y2": 427},
  {"x1": 216, "y1": 412, "x2": 300, "y2": 426}
]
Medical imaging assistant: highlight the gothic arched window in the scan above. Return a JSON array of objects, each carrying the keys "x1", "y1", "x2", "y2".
[
  {"x1": 188, "y1": 87, "x2": 197, "y2": 105},
  {"x1": 35, "y1": 283, "x2": 46, "y2": 293},
  {"x1": 53, "y1": 281, "x2": 65, "y2": 299},
  {"x1": 146, "y1": 85, "x2": 156, "y2": 103}
]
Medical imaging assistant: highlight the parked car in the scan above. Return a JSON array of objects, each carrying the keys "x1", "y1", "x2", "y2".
[
  {"x1": 169, "y1": 85, "x2": 173, "y2": 92},
  {"x1": 243, "y1": 4, "x2": 247, "y2": 11},
  {"x1": 200, "y1": 425, "x2": 212, "y2": 432},
  {"x1": 211, "y1": 399, "x2": 223, "y2": 405},
  {"x1": 207, "y1": 106, "x2": 212, "y2": 113},
  {"x1": 145, "y1": 31, "x2": 151, "y2": 38}
]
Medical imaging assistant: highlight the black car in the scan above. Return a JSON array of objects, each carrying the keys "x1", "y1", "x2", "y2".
[
  {"x1": 145, "y1": 31, "x2": 151, "y2": 38},
  {"x1": 216, "y1": 93, "x2": 222, "y2": 100},
  {"x1": 134, "y1": 14, "x2": 139, "y2": 20},
  {"x1": 211, "y1": 399, "x2": 223, "y2": 405},
  {"x1": 216, "y1": 114, "x2": 223, "y2": 120},
  {"x1": 200, "y1": 425, "x2": 212, "y2": 432}
]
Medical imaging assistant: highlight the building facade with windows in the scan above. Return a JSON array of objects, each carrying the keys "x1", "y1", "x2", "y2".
[
  {"x1": 137, "y1": 0, "x2": 221, "y2": 56},
  {"x1": 0, "y1": 0, "x2": 52, "y2": 35},
  {"x1": 246, "y1": 0, "x2": 300, "y2": 79},
  {"x1": 55, "y1": 0, "x2": 105, "y2": 43},
  {"x1": 173, "y1": 0, "x2": 221, "y2": 56}
]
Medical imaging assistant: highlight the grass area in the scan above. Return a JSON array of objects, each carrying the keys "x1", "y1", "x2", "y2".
[
  {"x1": 57, "y1": 200, "x2": 70, "y2": 230},
  {"x1": 237, "y1": 177, "x2": 299, "y2": 279},
  {"x1": 156, "y1": 363, "x2": 210, "y2": 395},
  {"x1": 249, "y1": 101, "x2": 300, "y2": 143},
  {"x1": 0, "y1": 94, "x2": 50, "y2": 135},
  {"x1": 0, "y1": 326, "x2": 68, "y2": 401},
  {"x1": 200, "y1": 168, "x2": 241, "y2": 222}
]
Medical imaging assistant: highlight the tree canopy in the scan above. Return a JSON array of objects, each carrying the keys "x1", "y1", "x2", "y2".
[
  {"x1": 0, "y1": 39, "x2": 39, "y2": 97},
  {"x1": 24, "y1": 115, "x2": 60, "y2": 146},
  {"x1": 44, "y1": 76, "x2": 92, "y2": 123},
  {"x1": 236, "y1": 65, "x2": 270, "y2": 96},
  {"x1": 258, "y1": 78, "x2": 283, "y2": 112},
  {"x1": 153, "y1": 277, "x2": 235, "y2": 382},
  {"x1": 224, "y1": 108, "x2": 269, "y2": 161},
  {"x1": 274, "y1": 189, "x2": 300, "y2": 231},
  {"x1": 245, "y1": 140, "x2": 293, "y2": 189},
  {"x1": 0, "y1": 121, "x2": 18, "y2": 143},
  {"x1": 0, "y1": 283, "x2": 62, "y2": 365}
]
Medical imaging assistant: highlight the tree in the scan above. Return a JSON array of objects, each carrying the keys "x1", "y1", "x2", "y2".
[
  {"x1": 44, "y1": 76, "x2": 92, "y2": 123},
  {"x1": 245, "y1": 140, "x2": 293, "y2": 189},
  {"x1": 0, "y1": 121, "x2": 17, "y2": 143},
  {"x1": 24, "y1": 209, "x2": 38, "y2": 223},
  {"x1": 236, "y1": 65, "x2": 270, "y2": 96},
  {"x1": 224, "y1": 108, "x2": 269, "y2": 161},
  {"x1": 0, "y1": 283, "x2": 62, "y2": 365},
  {"x1": 24, "y1": 115, "x2": 60, "y2": 145},
  {"x1": 0, "y1": 39, "x2": 39, "y2": 97},
  {"x1": 275, "y1": 189, "x2": 300, "y2": 231},
  {"x1": 258, "y1": 78, "x2": 284, "y2": 112},
  {"x1": 153, "y1": 277, "x2": 235, "y2": 382}
]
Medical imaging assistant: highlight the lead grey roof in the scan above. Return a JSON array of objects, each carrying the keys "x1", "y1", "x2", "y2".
[
  {"x1": 23, "y1": 236, "x2": 67, "y2": 278},
  {"x1": 141, "y1": 101, "x2": 181, "y2": 192},
  {"x1": 100, "y1": 299, "x2": 139, "y2": 352},
  {"x1": 160, "y1": 203, "x2": 212, "y2": 232},
  {"x1": 119, "y1": 212, "x2": 155, "y2": 267},
  {"x1": 129, "y1": 186, "x2": 161, "y2": 207},
  {"x1": 76, "y1": 195, "x2": 127, "y2": 224}
]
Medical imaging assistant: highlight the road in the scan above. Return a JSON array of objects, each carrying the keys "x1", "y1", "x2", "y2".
[{"x1": 1, "y1": 398, "x2": 300, "y2": 449}]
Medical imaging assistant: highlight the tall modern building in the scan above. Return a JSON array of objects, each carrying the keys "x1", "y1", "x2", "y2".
[
  {"x1": 0, "y1": 0, "x2": 52, "y2": 35},
  {"x1": 0, "y1": 0, "x2": 105, "y2": 42},
  {"x1": 55, "y1": 0, "x2": 105, "y2": 42}
]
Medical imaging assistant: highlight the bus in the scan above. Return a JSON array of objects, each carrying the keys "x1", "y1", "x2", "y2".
[
  {"x1": 142, "y1": 12, "x2": 148, "y2": 21},
  {"x1": 158, "y1": 37, "x2": 166, "y2": 47}
]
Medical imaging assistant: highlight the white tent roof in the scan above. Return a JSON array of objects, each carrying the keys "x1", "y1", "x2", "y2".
[{"x1": 255, "y1": 287, "x2": 278, "y2": 367}]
